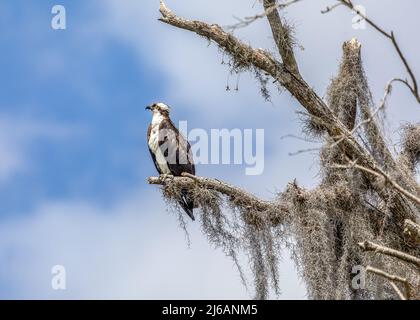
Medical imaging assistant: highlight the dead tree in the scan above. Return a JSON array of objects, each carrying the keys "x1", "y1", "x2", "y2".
[{"x1": 148, "y1": 1, "x2": 420, "y2": 300}]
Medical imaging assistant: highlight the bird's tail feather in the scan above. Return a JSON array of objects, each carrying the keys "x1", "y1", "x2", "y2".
[{"x1": 179, "y1": 189, "x2": 195, "y2": 221}]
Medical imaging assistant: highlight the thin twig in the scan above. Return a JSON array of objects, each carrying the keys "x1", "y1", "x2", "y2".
[
  {"x1": 331, "y1": 161, "x2": 420, "y2": 206},
  {"x1": 280, "y1": 134, "x2": 320, "y2": 143},
  {"x1": 227, "y1": 0, "x2": 303, "y2": 31},
  {"x1": 320, "y1": 2, "x2": 344, "y2": 14},
  {"x1": 365, "y1": 265, "x2": 410, "y2": 300}
]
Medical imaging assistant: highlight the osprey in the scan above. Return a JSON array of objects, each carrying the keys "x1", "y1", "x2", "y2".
[{"x1": 146, "y1": 102, "x2": 196, "y2": 221}]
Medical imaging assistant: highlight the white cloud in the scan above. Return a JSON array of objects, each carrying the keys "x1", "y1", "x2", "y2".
[
  {"x1": 0, "y1": 116, "x2": 83, "y2": 182},
  {"x1": 0, "y1": 190, "x2": 306, "y2": 299}
]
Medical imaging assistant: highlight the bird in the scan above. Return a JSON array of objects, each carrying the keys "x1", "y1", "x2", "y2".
[{"x1": 146, "y1": 102, "x2": 196, "y2": 221}]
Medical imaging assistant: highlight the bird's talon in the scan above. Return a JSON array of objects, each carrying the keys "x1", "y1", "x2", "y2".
[{"x1": 160, "y1": 173, "x2": 173, "y2": 181}]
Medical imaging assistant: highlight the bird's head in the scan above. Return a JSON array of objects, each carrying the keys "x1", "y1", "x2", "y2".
[{"x1": 145, "y1": 102, "x2": 170, "y2": 117}]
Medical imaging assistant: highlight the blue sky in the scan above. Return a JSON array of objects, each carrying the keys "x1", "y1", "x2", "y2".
[
  {"x1": 0, "y1": 0, "x2": 418, "y2": 299},
  {"x1": 0, "y1": 1, "x2": 163, "y2": 215}
]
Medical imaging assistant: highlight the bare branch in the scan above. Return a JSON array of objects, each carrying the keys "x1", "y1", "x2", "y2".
[
  {"x1": 359, "y1": 241, "x2": 420, "y2": 268},
  {"x1": 365, "y1": 266, "x2": 409, "y2": 286},
  {"x1": 365, "y1": 266, "x2": 410, "y2": 300},
  {"x1": 320, "y1": 2, "x2": 344, "y2": 14},
  {"x1": 389, "y1": 281, "x2": 407, "y2": 300},
  {"x1": 389, "y1": 31, "x2": 419, "y2": 102}
]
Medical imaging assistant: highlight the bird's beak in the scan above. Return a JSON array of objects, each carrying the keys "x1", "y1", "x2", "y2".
[{"x1": 145, "y1": 105, "x2": 152, "y2": 111}]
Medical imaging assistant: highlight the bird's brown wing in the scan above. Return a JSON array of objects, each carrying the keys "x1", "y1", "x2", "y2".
[
  {"x1": 158, "y1": 119, "x2": 196, "y2": 220},
  {"x1": 158, "y1": 119, "x2": 195, "y2": 176}
]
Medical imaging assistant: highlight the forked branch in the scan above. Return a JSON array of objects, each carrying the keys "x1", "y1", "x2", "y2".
[
  {"x1": 323, "y1": 0, "x2": 419, "y2": 103},
  {"x1": 365, "y1": 266, "x2": 411, "y2": 300}
]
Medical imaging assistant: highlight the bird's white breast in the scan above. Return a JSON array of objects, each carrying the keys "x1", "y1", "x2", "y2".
[{"x1": 148, "y1": 113, "x2": 171, "y2": 174}]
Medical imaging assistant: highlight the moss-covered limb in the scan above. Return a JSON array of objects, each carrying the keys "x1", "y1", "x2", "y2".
[
  {"x1": 326, "y1": 40, "x2": 418, "y2": 218},
  {"x1": 263, "y1": 0, "x2": 299, "y2": 74},
  {"x1": 149, "y1": 173, "x2": 296, "y2": 298},
  {"x1": 148, "y1": 173, "x2": 290, "y2": 227},
  {"x1": 398, "y1": 124, "x2": 420, "y2": 173},
  {"x1": 148, "y1": 174, "x2": 272, "y2": 210},
  {"x1": 340, "y1": 40, "x2": 395, "y2": 169}
]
